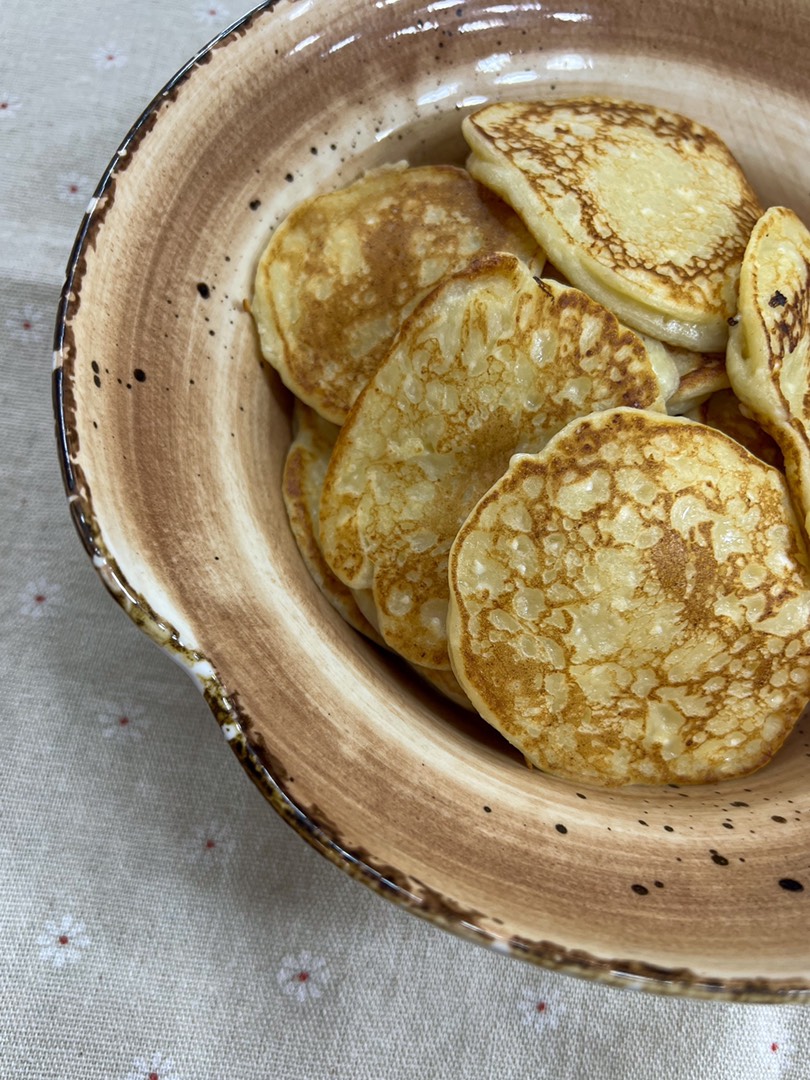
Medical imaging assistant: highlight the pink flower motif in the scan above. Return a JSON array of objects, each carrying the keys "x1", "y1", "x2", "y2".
[
  {"x1": 5, "y1": 305, "x2": 46, "y2": 345},
  {"x1": 517, "y1": 984, "x2": 566, "y2": 1031},
  {"x1": 57, "y1": 172, "x2": 92, "y2": 205},
  {"x1": 124, "y1": 1053, "x2": 180, "y2": 1080},
  {"x1": 188, "y1": 820, "x2": 234, "y2": 864},
  {"x1": 277, "y1": 951, "x2": 330, "y2": 1002},
  {"x1": 93, "y1": 43, "x2": 128, "y2": 70},
  {"x1": 19, "y1": 578, "x2": 62, "y2": 618},
  {"x1": 38, "y1": 915, "x2": 90, "y2": 968},
  {"x1": 0, "y1": 92, "x2": 21, "y2": 119},
  {"x1": 746, "y1": 1010, "x2": 795, "y2": 1077},
  {"x1": 195, "y1": 3, "x2": 230, "y2": 23},
  {"x1": 98, "y1": 702, "x2": 149, "y2": 742}
]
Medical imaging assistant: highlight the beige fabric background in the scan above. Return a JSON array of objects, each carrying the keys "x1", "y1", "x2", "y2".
[{"x1": 1, "y1": 2, "x2": 809, "y2": 1077}]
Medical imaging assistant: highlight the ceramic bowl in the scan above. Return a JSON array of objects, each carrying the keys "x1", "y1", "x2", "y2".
[{"x1": 54, "y1": 0, "x2": 810, "y2": 1002}]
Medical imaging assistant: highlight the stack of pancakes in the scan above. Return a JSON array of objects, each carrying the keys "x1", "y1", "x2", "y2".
[{"x1": 252, "y1": 98, "x2": 810, "y2": 787}]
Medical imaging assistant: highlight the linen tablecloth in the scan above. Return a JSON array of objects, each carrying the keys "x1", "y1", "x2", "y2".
[{"x1": 2, "y1": 2, "x2": 809, "y2": 1076}]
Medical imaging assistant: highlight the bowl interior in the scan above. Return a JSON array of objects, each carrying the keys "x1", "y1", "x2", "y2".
[{"x1": 57, "y1": 0, "x2": 810, "y2": 999}]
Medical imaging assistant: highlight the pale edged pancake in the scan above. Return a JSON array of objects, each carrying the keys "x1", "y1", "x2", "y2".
[
  {"x1": 727, "y1": 206, "x2": 810, "y2": 540},
  {"x1": 447, "y1": 408, "x2": 810, "y2": 787},
  {"x1": 544, "y1": 269, "x2": 730, "y2": 411},
  {"x1": 640, "y1": 335, "x2": 729, "y2": 414},
  {"x1": 410, "y1": 665, "x2": 475, "y2": 711},
  {"x1": 684, "y1": 389, "x2": 784, "y2": 469},
  {"x1": 252, "y1": 163, "x2": 541, "y2": 424},
  {"x1": 463, "y1": 99, "x2": 763, "y2": 352},
  {"x1": 284, "y1": 404, "x2": 472, "y2": 709},
  {"x1": 351, "y1": 578, "x2": 474, "y2": 709},
  {"x1": 319, "y1": 252, "x2": 665, "y2": 670},
  {"x1": 282, "y1": 399, "x2": 383, "y2": 645}
]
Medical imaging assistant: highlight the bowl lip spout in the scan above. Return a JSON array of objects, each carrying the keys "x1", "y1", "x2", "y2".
[{"x1": 50, "y1": 0, "x2": 810, "y2": 1005}]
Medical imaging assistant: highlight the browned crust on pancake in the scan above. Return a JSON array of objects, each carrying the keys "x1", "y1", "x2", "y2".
[
  {"x1": 464, "y1": 98, "x2": 763, "y2": 344},
  {"x1": 282, "y1": 401, "x2": 384, "y2": 644},
  {"x1": 253, "y1": 164, "x2": 540, "y2": 424},
  {"x1": 448, "y1": 408, "x2": 810, "y2": 786},
  {"x1": 728, "y1": 207, "x2": 810, "y2": 541},
  {"x1": 319, "y1": 254, "x2": 664, "y2": 669}
]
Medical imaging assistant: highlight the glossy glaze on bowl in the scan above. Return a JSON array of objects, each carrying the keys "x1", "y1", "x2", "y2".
[{"x1": 54, "y1": 0, "x2": 810, "y2": 1001}]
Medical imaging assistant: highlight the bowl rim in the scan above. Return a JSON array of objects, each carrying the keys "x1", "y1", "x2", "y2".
[{"x1": 51, "y1": 0, "x2": 810, "y2": 1005}]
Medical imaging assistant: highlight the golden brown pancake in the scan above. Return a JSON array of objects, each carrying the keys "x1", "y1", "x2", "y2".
[
  {"x1": 447, "y1": 408, "x2": 810, "y2": 787},
  {"x1": 684, "y1": 389, "x2": 784, "y2": 469},
  {"x1": 319, "y1": 253, "x2": 664, "y2": 670},
  {"x1": 727, "y1": 206, "x2": 810, "y2": 540},
  {"x1": 641, "y1": 335, "x2": 730, "y2": 414},
  {"x1": 283, "y1": 402, "x2": 472, "y2": 709},
  {"x1": 282, "y1": 400, "x2": 383, "y2": 645},
  {"x1": 352, "y1": 567, "x2": 474, "y2": 708},
  {"x1": 411, "y1": 664, "x2": 475, "y2": 711},
  {"x1": 463, "y1": 99, "x2": 762, "y2": 352},
  {"x1": 252, "y1": 163, "x2": 541, "y2": 424},
  {"x1": 543, "y1": 271, "x2": 730, "y2": 412}
]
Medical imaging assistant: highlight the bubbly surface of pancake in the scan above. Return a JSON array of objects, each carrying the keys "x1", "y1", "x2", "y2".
[
  {"x1": 252, "y1": 163, "x2": 540, "y2": 424},
  {"x1": 319, "y1": 253, "x2": 664, "y2": 669},
  {"x1": 463, "y1": 99, "x2": 762, "y2": 352},
  {"x1": 284, "y1": 408, "x2": 472, "y2": 708},
  {"x1": 685, "y1": 389, "x2": 784, "y2": 469},
  {"x1": 447, "y1": 408, "x2": 810, "y2": 787},
  {"x1": 282, "y1": 400, "x2": 383, "y2": 644},
  {"x1": 727, "y1": 206, "x2": 810, "y2": 539}
]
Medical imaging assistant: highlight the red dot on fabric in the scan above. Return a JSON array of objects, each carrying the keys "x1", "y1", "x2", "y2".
[
  {"x1": 205, "y1": 839, "x2": 216, "y2": 849},
  {"x1": 148, "y1": 1073, "x2": 159, "y2": 1080},
  {"x1": 771, "y1": 1043, "x2": 779, "y2": 1053},
  {"x1": 535, "y1": 1002, "x2": 546, "y2": 1013},
  {"x1": 34, "y1": 595, "x2": 46, "y2": 603},
  {"x1": 22, "y1": 320, "x2": 32, "y2": 330},
  {"x1": 0, "y1": 103, "x2": 7, "y2": 110},
  {"x1": 119, "y1": 716, "x2": 129, "y2": 726},
  {"x1": 58, "y1": 935, "x2": 69, "y2": 945},
  {"x1": 297, "y1": 971, "x2": 309, "y2": 982},
  {"x1": 69, "y1": 185, "x2": 78, "y2": 194}
]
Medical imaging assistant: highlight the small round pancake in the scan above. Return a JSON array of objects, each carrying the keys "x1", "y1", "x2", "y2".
[
  {"x1": 448, "y1": 408, "x2": 810, "y2": 787},
  {"x1": 641, "y1": 335, "x2": 729, "y2": 414},
  {"x1": 319, "y1": 253, "x2": 664, "y2": 670},
  {"x1": 284, "y1": 415, "x2": 472, "y2": 709},
  {"x1": 684, "y1": 389, "x2": 784, "y2": 469},
  {"x1": 463, "y1": 98, "x2": 763, "y2": 352},
  {"x1": 352, "y1": 582, "x2": 474, "y2": 709},
  {"x1": 282, "y1": 400, "x2": 383, "y2": 645},
  {"x1": 727, "y1": 206, "x2": 810, "y2": 540},
  {"x1": 252, "y1": 163, "x2": 541, "y2": 424}
]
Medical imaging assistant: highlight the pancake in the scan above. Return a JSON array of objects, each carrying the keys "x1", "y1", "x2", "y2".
[
  {"x1": 726, "y1": 206, "x2": 810, "y2": 540},
  {"x1": 411, "y1": 665, "x2": 475, "y2": 711},
  {"x1": 284, "y1": 403, "x2": 472, "y2": 709},
  {"x1": 319, "y1": 252, "x2": 665, "y2": 670},
  {"x1": 641, "y1": 335, "x2": 729, "y2": 414},
  {"x1": 252, "y1": 163, "x2": 541, "y2": 424},
  {"x1": 447, "y1": 407, "x2": 810, "y2": 787},
  {"x1": 282, "y1": 399, "x2": 383, "y2": 645},
  {"x1": 463, "y1": 98, "x2": 762, "y2": 352},
  {"x1": 684, "y1": 389, "x2": 784, "y2": 469}
]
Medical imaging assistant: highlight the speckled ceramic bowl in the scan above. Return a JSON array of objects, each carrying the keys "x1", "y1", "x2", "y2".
[{"x1": 54, "y1": 0, "x2": 810, "y2": 1002}]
